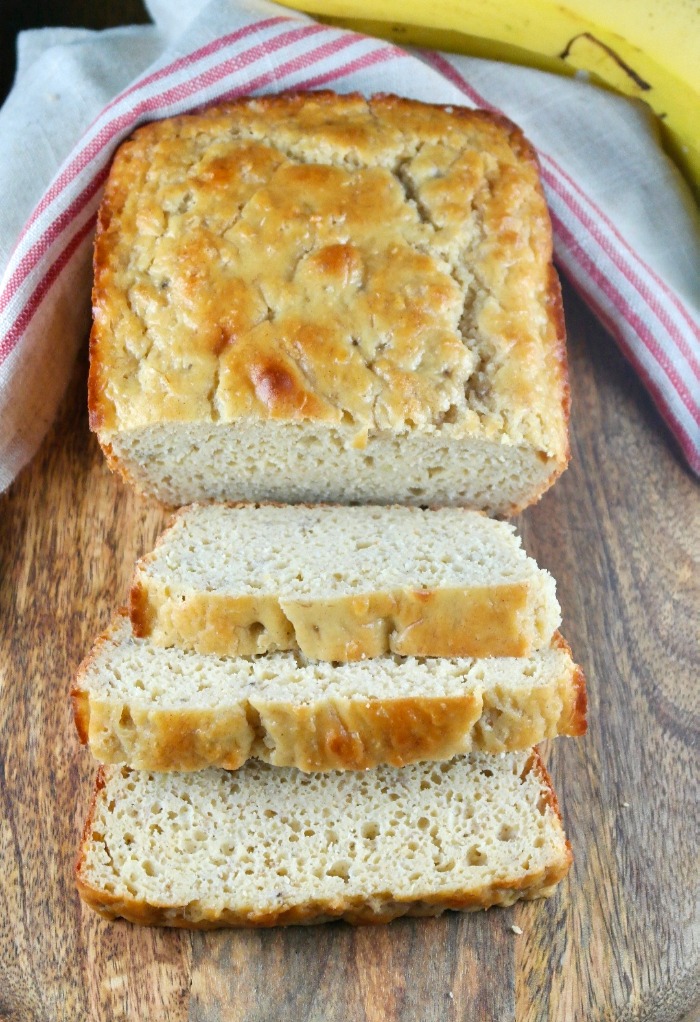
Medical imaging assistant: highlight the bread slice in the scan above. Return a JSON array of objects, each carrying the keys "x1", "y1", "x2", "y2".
[
  {"x1": 72, "y1": 614, "x2": 586, "y2": 772},
  {"x1": 76, "y1": 749, "x2": 572, "y2": 927},
  {"x1": 130, "y1": 504, "x2": 562, "y2": 661},
  {"x1": 88, "y1": 92, "x2": 569, "y2": 515}
]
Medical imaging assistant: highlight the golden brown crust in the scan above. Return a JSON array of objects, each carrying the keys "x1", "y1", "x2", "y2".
[
  {"x1": 545, "y1": 262, "x2": 572, "y2": 471},
  {"x1": 133, "y1": 580, "x2": 543, "y2": 661},
  {"x1": 550, "y1": 632, "x2": 587, "y2": 736},
  {"x1": 89, "y1": 90, "x2": 569, "y2": 507},
  {"x1": 483, "y1": 266, "x2": 570, "y2": 519},
  {"x1": 569, "y1": 663, "x2": 588, "y2": 737},
  {"x1": 70, "y1": 609, "x2": 132, "y2": 745},
  {"x1": 128, "y1": 580, "x2": 156, "y2": 638},
  {"x1": 527, "y1": 748, "x2": 572, "y2": 851},
  {"x1": 297, "y1": 584, "x2": 534, "y2": 660},
  {"x1": 76, "y1": 864, "x2": 568, "y2": 929},
  {"x1": 72, "y1": 616, "x2": 585, "y2": 772},
  {"x1": 71, "y1": 689, "x2": 90, "y2": 745},
  {"x1": 75, "y1": 687, "x2": 579, "y2": 772},
  {"x1": 74, "y1": 765, "x2": 106, "y2": 883},
  {"x1": 259, "y1": 693, "x2": 484, "y2": 772}
]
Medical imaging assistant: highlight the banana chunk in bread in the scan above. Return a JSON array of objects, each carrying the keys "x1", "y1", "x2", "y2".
[
  {"x1": 89, "y1": 92, "x2": 569, "y2": 514},
  {"x1": 130, "y1": 503, "x2": 562, "y2": 660},
  {"x1": 76, "y1": 750, "x2": 572, "y2": 927},
  {"x1": 72, "y1": 614, "x2": 586, "y2": 772}
]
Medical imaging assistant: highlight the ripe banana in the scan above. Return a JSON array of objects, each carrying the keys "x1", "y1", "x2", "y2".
[{"x1": 275, "y1": 0, "x2": 700, "y2": 199}]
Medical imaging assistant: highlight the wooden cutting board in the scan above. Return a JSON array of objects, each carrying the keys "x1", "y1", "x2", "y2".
[{"x1": 1, "y1": 280, "x2": 697, "y2": 1022}]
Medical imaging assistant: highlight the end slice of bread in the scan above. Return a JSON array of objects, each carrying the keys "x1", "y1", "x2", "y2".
[
  {"x1": 130, "y1": 504, "x2": 561, "y2": 661},
  {"x1": 88, "y1": 94, "x2": 569, "y2": 515},
  {"x1": 72, "y1": 614, "x2": 586, "y2": 772},
  {"x1": 76, "y1": 749, "x2": 572, "y2": 928}
]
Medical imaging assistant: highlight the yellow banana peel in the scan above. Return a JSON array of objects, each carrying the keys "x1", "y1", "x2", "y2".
[{"x1": 275, "y1": 0, "x2": 700, "y2": 199}]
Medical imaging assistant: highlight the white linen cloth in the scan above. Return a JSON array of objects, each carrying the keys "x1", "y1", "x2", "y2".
[{"x1": 1, "y1": 0, "x2": 698, "y2": 493}]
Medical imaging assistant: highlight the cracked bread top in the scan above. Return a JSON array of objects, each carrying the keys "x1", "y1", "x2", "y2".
[{"x1": 89, "y1": 91, "x2": 568, "y2": 454}]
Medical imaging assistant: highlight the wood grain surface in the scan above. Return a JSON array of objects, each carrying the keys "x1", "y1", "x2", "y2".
[{"x1": 1, "y1": 6, "x2": 698, "y2": 1020}]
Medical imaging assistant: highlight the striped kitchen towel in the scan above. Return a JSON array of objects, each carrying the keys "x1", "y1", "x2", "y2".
[{"x1": 0, "y1": 0, "x2": 698, "y2": 492}]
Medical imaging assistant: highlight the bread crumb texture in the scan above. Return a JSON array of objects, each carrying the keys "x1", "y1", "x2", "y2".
[
  {"x1": 88, "y1": 93, "x2": 568, "y2": 512},
  {"x1": 131, "y1": 504, "x2": 561, "y2": 659},
  {"x1": 76, "y1": 750, "x2": 572, "y2": 927}
]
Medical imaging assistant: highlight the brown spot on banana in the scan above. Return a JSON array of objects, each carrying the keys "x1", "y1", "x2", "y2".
[{"x1": 559, "y1": 33, "x2": 651, "y2": 91}]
